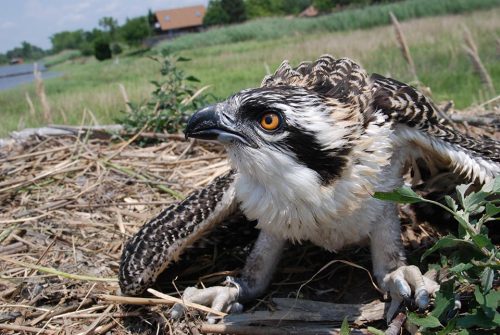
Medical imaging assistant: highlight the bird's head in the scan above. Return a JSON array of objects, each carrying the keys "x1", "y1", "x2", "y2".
[{"x1": 185, "y1": 55, "x2": 374, "y2": 185}]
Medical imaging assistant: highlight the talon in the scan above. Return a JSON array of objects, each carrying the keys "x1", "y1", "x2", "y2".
[{"x1": 415, "y1": 287, "x2": 429, "y2": 309}]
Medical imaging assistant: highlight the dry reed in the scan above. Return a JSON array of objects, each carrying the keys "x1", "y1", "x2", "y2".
[
  {"x1": 389, "y1": 11, "x2": 418, "y2": 82},
  {"x1": 33, "y1": 63, "x2": 52, "y2": 123},
  {"x1": 462, "y1": 26, "x2": 495, "y2": 94}
]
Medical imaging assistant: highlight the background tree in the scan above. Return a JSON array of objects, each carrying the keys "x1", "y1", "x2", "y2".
[
  {"x1": 204, "y1": 0, "x2": 230, "y2": 25},
  {"x1": 222, "y1": 0, "x2": 247, "y2": 23},
  {"x1": 3, "y1": 41, "x2": 46, "y2": 61},
  {"x1": 50, "y1": 30, "x2": 86, "y2": 52},
  {"x1": 98, "y1": 16, "x2": 118, "y2": 40},
  {"x1": 119, "y1": 17, "x2": 152, "y2": 46},
  {"x1": 204, "y1": 0, "x2": 247, "y2": 25}
]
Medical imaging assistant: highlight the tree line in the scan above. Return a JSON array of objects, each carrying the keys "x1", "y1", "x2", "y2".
[
  {"x1": 0, "y1": 0, "x2": 401, "y2": 65},
  {"x1": 0, "y1": 13, "x2": 153, "y2": 65}
]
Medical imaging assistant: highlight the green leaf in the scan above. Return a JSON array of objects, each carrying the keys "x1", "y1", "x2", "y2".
[
  {"x1": 373, "y1": 186, "x2": 423, "y2": 204},
  {"x1": 477, "y1": 286, "x2": 500, "y2": 319},
  {"x1": 463, "y1": 191, "x2": 488, "y2": 210},
  {"x1": 176, "y1": 56, "x2": 191, "y2": 62},
  {"x1": 472, "y1": 234, "x2": 494, "y2": 250},
  {"x1": 456, "y1": 183, "x2": 472, "y2": 208},
  {"x1": 445, "y1": 195, "x2": 458, "y2": 211},
  {"x1": 431, "y1": 281, "x2": 454, "y2": 319},
  {"x1": 407, "y1": 312, "x2": 442, "y2": 328},
  {"x1": 481, "y1": 267, "x2": 494, "y2": 292},
  {"x1": 484, "y1": 288, "x2": 500, "y2": 311},
  {"x1": 340, "y1": 317, "x2": 350, "y2": 335},
  {"x1": 366, "y1": 327, "x2": 385, "y2": 335},
  {"x1": 456, "y1": 309, "x2": 497, "y2": 329},
  {"x1": 485, "y1": 203, "x2": 500, "y2": 217},
  {"x1": 421, "y1": 236, "x2": 472, "y2": 260},
  {"x1": 437, "y1": 319, "x2": 457, "y2": 335},
  {"x1": 481, "y1": 176, "x2": 499, "y2": 193},
  {"x1": 450, "y1": 262, "x2": 473, "y2": 273}
]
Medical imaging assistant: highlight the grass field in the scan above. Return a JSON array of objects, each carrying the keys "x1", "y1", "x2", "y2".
[{"x1": 0, "y1": 7, "x2": 499, "y2": 137}]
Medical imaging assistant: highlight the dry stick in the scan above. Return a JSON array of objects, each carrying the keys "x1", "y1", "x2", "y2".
[
  {"x1": 94, "y1": 320, "x2": 118, "y2": 335},
  {"x1": 0, "y1": 213, "x2": 51, "y2": 224},
  {"x1": 147, "y1": 288, "x2": 228, "y2": 317},
  {"x1": 0, "y1": 145, "x2": 69, "y2": 163},
  {"x1": 389, "y1": 11, "x2": 418, "y2": 82},
  {"x1": 0, "y1": 255, "x2": 118, "y2": 282},
  {"x1": 463, "y1": 26, "x2": 495, "y2": 94},
  {"x1": 385, "y1": 312, "x2": 406, "y2": 335},
  {"x1": 76, "y1": 304, "x2": 114, "y2": 335},
  {"x1": 105, "y1": 161, "x2": 184, "y2": 199},
  {"x1": 99, "y1": 294, "x2": 177, "y2": 306},
  {"x1": 30, "y1": 298, "x2": 94, "y2": 326},
  {"x1": 0, "y1": 323, "x2": 56, "y2": 334},
  {"x1": 33, "y1": 63, "x2": 52, "y2": 123},
  {"x1": 200, "y1": 324, "x2": 288, "y2": 335},
  {"x1": 290, "y1": 259, "x2": 383, "y2": 324}
]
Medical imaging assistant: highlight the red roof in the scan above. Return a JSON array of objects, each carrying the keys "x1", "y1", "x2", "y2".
[{"x1": 155, "y1": 5, "x2": 206, "y2": 31}]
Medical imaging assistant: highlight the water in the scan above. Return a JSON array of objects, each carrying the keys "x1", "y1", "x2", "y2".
[{"x1": 0, "y1": 63, "x2": 63, "y2": 91}]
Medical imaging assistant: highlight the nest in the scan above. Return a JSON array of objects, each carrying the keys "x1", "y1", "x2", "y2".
[{"x1": 0, "y1": 111, "x2": 497, "y2": 334}]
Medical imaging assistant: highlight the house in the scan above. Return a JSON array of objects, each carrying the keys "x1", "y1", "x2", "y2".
[{"x1": 154, "y1": 5, "x2": 206, "y2": 35}]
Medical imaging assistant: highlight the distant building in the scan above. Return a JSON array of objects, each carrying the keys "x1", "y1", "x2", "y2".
[
  {"x1": 154, "y1": 5, "x2": 206, "y2": 35},
  {"x1": 299, "y1": 5, "x2": 319, "y2": 18}
]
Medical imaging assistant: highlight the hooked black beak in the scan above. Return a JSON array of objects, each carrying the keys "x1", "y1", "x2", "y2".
[{"x1": 184, "y1": 105, "x2": 257, "y2": 148}]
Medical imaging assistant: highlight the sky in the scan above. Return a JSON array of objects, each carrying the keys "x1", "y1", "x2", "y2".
[{"x1": 0, "y1": 0, "x2": 209, "y2": 53}]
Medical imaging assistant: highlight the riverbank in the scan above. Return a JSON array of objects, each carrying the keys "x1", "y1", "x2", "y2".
[
  {"x1": 0, "y1": 8, "x2": 498, "y2": 137},
  {"x1": 0, "y1": 63, "x2": 62, "y2": 91}
]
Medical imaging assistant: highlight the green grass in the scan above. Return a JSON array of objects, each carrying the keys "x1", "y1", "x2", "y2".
[
  {"x1": 43, "y1": 49, "x2": 82, "y2": 67},
  {"x1": 0, "y1": 7, "x2": 499, "y2": 137},
  {"x1": 155, "y1": 0, "x2": 500, "y2": 53}
]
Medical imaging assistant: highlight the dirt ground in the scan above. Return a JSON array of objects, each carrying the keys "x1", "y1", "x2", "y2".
[{"x1": 0, "y1": 109, "x2": 497, "y2": 334}]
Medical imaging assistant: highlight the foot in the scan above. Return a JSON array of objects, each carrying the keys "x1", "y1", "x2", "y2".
[
  {"x1": 383, "y1": 265, "x2": 440, "y2": 322},
  {"x1": 170, "y1": 276, "x2": 243, "y2": 323}
]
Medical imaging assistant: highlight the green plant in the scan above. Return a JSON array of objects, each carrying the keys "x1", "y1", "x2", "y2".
[
  {"x1": 117, "y1": 52, "x2": 212, "y2": 134},
  {"x1": 94, "y1": 38, "x2": 112, "y2": 61},
  {"x1": 374, "y1": 177, "x2": 499, "y2": 334}
]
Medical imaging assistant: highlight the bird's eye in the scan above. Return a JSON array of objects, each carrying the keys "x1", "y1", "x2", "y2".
[{"x1": 259, "y1": 112, "x2": 281, "y2": 131}]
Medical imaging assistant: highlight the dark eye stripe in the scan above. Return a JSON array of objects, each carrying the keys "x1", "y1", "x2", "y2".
[{"x1": 283, "y1": 127, "x2": 351, "y2": 185}]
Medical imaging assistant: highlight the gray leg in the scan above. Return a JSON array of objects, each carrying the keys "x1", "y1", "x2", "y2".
[
  {"x1": 235, "y1": 229, "x2": 286, "y2": 302},
  {"x1": 370, "y1": 201, "x2": 439, "y2": 322},
  {"x1": 171, "y1": 229, "x2": 286, "y2": 321}
]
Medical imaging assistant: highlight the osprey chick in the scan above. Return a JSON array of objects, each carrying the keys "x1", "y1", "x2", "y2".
[{"x1": 119, "y1": 55, "x2": 499, "y2": 322}]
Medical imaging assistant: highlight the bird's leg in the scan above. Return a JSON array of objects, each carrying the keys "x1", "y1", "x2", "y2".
[
  {"x1": 370, "y1": 202, "x2": 439, "y2": 322},
  {"x1": 171, "y1": 229, "x2": 286, "y2": 322}
]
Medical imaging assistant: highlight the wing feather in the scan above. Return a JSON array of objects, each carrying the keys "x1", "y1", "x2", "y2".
[
  {"x1": 119, "y1": 170, "x2": 238, "y2": 295},
  {"x1": 371, "y1": 74, "x2": 500, "y2": 182}
]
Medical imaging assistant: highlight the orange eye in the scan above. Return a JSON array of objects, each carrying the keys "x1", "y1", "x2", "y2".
[{"x1": 260, "y1": 113, "x2": 280, "y2": 131}]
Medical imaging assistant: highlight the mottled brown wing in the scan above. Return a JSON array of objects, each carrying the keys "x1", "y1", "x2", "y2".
[
  {"x1": 119, "y1": 170, "x2": 238, "y2": 296},
  {"x1": 371, "y1": 73, "x2": 500, "y2": 162}
]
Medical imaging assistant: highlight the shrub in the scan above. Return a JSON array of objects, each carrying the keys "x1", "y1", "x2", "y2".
[
  {"x1": 117, "y1": 52, "x2": 213, "y2": 134},
  {"x1": 94, "y1": 38, "x2": 112, "y2": 61}
]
